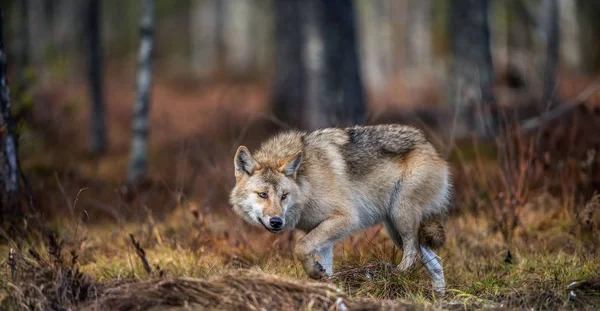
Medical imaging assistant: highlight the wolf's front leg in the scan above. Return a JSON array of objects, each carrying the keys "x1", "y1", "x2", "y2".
[
  {"x1": 294, "y1": 216, "x2": 354, "y2": 279},
  {"x1": 316, "y1": 245, "x2": 333, "y2": 276}
]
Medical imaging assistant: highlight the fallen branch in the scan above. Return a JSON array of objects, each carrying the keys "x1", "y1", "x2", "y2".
[
  {"x1": 520, "y1": 78, "x2": 600, "y2": 133},
  {"x1": 80, "y1": 270, "x2": 403, "y2": 311}
]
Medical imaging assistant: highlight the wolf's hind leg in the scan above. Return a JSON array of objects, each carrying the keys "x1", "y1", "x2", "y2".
[
  {"x1": 316, "y1": 245, "x2": 333, "y2": 276},
  {"x1": 396, "y1": 226, "x2": 420, "y2": 272},
  {"x1": 384, "y1": 218, "x2": 403, "y2": 250},
  {"x1": 389, "y1": 203, "x2": 420, "y2": 272},
  {"x1": 421, "y1": 246, "x2": 445, "y2": 296}
]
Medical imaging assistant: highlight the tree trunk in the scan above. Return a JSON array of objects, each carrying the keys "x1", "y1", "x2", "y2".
[
  {"x1": 272, "y1": 0, "x2": 306, "y2": 128},
  {"x1": 272, "y1": 0, "x2": 365, "y2": 130},
  {"x1": 190, "y1": 0, "x2": 224, "y2": 77},
  {"x1": 404, "y1": 0, "x2": 433, "y2": 72},
  {"x1": 0, "y1": 6, "x2": 22, "y2": 218},
  {"x1": 447, "y1": 0, "x2": 496, "y2": 137},
  {"x1": 578, "y1": 2, "x2": 600, "y2": 74},
  {"x1": 506, "y1": 0, "x2": 536, "y2": 91},
  {"x1": 506, "y1": 0, "x2": 560, "y2": 106},
  {"x1": 17, "y1": 0, "x2": 30, "y2": 97},
  {"x1": 558, "y1": 0, "x2": 580, "y2": 71},
  {"x1": 27, "y1": 0, "x2": 48, "y2": 65},
  {"x1": 87, "y1": 0, "x2": 106, "y2": 156},
  {"x1": 540, "y1": 0, "x2": 559, "y2": 109},
  {"x1": 357, "y1": 0, "x2": 396, "y2": 91},
  {"x1": 128, "y1": 0, "x2": 155, "y2": 184},
  {"x1": 222, "y1": 0, "x2": 256, "y2": 77}
]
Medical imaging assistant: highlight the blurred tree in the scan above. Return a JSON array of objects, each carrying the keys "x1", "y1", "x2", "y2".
[
  {"x1": 506, "y1": 0, "x2": 535, "y2": 88},
  {"x1": 558, "y1": 0, "x2": 580, "y2": 71},
  {"x1": 539, "y1": 0, "x2": 559, "y2": 109},
  {"x1": 403, "y1": 0, "x2": 433, "y2": 73},
  {"x1": 223, "y1": 0, "x2": 256, "y2": 76},
  {"x1": 16, "y1": 0, "x2": 29, "y2": 97},
  {"x1": 128, "y1": 0, "x2": 155, "y2": 183},
  {"x1": 0, "y1": 6, "x2": 22, "y2": 218},
  {"x1": 86, "y1": 0, "x2": 106, "y2": 156},
  {"x1": 190, "y1": 0, "x2": 271, "y2": 79},
  {"x1": 27, "y1": 0, "x2": 51, "y2": 66},
  {"x1": 272, "y1": 0, "x2": 304, "y2": 128},
  {"x1": 447, "y1": 0, "x2": 496, "y2": 137},
  {"x1": 272, "y1": 0, "x2": 365, "y2": 130},
  {"x1": 190, "y1": 0, "x2": 224, "y2": 77},
  {"x1": 578, "y1": 1, "x2": 600, "y2": 74},
  {"x1": 357, "y1": 0, "x2": 396, "y2": 91},
  {"x1": 505, "y1": 0, "x2": 561, "y2": 109}
]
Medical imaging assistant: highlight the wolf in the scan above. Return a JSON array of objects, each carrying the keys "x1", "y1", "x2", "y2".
[{"x1": 229, "y1": 124, "x2": 451, "y2": 295}]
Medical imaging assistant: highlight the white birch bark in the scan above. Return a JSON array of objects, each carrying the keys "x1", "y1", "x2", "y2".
[{"x1": 128, "y1": 0, "x2": 155, "y2": 183}]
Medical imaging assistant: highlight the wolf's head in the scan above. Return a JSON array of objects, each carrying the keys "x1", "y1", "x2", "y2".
[{"x1": 229, "y1": 145, "x2": 302, "y2": 233}]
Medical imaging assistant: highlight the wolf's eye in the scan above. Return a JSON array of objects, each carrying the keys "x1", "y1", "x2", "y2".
[
  {"x1": 257, "y1": 192, "x2": 268, "y2": 199},
  {"x1": 281, "y1": 193, "x2": 288, "y2": 200}
]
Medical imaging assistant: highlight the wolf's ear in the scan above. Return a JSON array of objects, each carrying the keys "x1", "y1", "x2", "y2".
[
  {"x1": 278, "y1": 152, "x2": 302, "y2": 179},
  {"x1": 234, "y1": 146, "x2": 258, "y2": 179}
]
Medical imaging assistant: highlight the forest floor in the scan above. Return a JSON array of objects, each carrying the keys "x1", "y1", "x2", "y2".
[{"x1": 1, "y1": 71, "x2": 600, "y2": 310}]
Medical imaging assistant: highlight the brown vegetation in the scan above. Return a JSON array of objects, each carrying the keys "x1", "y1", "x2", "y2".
[{"x1": 1, "y1": 73, "x2": 600, "y2": 310}]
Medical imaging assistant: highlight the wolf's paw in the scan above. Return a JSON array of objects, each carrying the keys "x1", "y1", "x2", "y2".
[
  {"x1": 433, "y1": 286, "x2": 446, "y2": 297},
  {"x1": 307, "y1": 261, "x2": 329, "y2": 280},
  {"x1": 314, "y1": 260, "x2": 326, "y2": 272}
]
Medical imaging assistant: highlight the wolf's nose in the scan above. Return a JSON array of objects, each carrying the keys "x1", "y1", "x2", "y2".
[{"x1": 269, "y1": 217, "x2": 284, "y2": 229}]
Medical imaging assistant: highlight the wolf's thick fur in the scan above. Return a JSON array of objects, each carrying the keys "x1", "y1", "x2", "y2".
[{"x1": 230, "y1": 125, "x2": 451, "y2": 295}]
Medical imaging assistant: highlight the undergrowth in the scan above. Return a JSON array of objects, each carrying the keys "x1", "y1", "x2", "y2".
[{"x1": 1, "y1": 90, "x2": 600, "y2": 310}]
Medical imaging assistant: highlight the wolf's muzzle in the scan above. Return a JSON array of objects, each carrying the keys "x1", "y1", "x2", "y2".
[
  {"x1": 269, "y1": 217, "x2": 284, "y2": 229},
  {"x1": 259, "y1": 218, "x2": 284, "y2": 233}
]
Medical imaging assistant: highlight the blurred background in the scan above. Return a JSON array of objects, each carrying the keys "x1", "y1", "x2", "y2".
[
  {"x1": 2, "y1": 2, "x2": 600, "y2": 309},
  {"x1": 1, "y1": 0, "x2": 599, "y2": 223}
]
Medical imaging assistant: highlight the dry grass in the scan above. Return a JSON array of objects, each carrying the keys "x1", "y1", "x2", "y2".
[
  {"x1": 2, "y1": 77, "x2": 600, "y2": 310},
  {"x1": 2, "y1": 190, "x2": 599, "y2": 310}
]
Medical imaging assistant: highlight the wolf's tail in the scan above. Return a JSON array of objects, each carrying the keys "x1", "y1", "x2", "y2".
[{"x1": 418, "y1": 216, "x2": 446, "y2": 249}]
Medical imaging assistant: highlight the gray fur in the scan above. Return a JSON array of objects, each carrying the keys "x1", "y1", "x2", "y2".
[{"x1": 230, "y1": 124, "x2": 451, "y2": 295}]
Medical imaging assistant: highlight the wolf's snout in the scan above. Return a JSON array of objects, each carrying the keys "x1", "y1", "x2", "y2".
[{"x1": 269, "y1": 217, "x2": 284, "y2": 229}]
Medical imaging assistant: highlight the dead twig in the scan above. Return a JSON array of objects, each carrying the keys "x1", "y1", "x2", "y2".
[
  {"x1": 129, "y1": 234, "x2": 153, "y2": 276},
  {"x1": 8, "y1": 248, "x2": 17, "y2": 281},
  {"x1": 46, "y1": 230, "x2": 64, "y2": 266}
]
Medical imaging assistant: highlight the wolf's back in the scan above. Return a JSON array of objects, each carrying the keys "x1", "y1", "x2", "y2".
[{"x1": 345, "y1": 125, "x2": 427, "y2": 156}]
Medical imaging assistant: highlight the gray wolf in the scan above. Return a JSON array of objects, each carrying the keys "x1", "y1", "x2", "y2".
[{"x1": 229, "y1": 124, "x2": 451, "y2": 295}]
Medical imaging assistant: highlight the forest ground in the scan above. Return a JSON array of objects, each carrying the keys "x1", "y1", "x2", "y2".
[{"x1": 1, "y1": 68, "x2": 600, "y2": 310}]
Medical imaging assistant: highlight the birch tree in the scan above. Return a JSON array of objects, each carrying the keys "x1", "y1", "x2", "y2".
[
  {"x1": 0, "y1": 6, "x2": 22, "y2": 217},
  {"x1": 86, "y1": 0, "x2": 106, "y2": 155},
  {"x1": 128, "y1": 0, "x2": 155, "y2": 183},
  {"x1": 273, "y1": 0, "x2": 365, "y2": 130}
]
